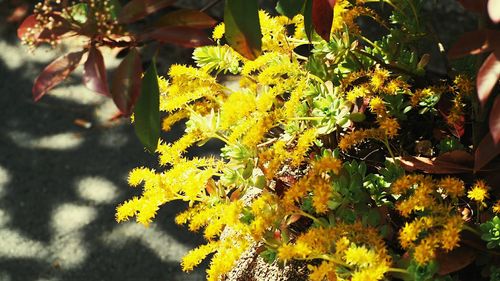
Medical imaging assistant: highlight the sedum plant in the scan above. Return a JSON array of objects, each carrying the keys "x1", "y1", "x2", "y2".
[{"x1": 114, "y1": 0, "x2": 500, "y2": 281}]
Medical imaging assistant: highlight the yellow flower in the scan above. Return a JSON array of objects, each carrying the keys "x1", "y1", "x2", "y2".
[
  {"x1": 454, "y1": 74, "x2": 474, "y2": 96},
  {"x1": 220, "y1": 91, "x2": 256, "y2": 129},
  {"x1": 411, "y1": 88, "x2": 433, "y2": 107},
  {"x1": 336, "y1": 237, "x2": 350, "y2": 253},
  {"x1": 277, "y1": 243, "x2": 297, "y2": 260},
  {"x1": 162, "y1": 110, "x2": 187, "y2": 132},
  {"x1": 370, "y1": 68, "x2": 390, "y2": 91},
  {"x1": 291, "y1": 128, "x2": 318, "y2": 167},
  {"x1": 399, "y1": 222, "x2": 420, "y2": 249},
  {"x1": 308, "y1": 261, "x2": 336, "y2": 281},
  {"x1": 344, "y1": 244, "x2": 378, "y2": 267},
  {"x1": 115, "y1": 196, "x2": 140, "y2": 222},
  {"x1": 312, "y1": 180, "x2": 331, "y2": 214},
  {"x1": 413, "y1": 236, "x2": 438, "y2": 264},
  {"x1": 314, "y1": 156, "x2": 342, "y2": 175},
  {"x1": 378, "y1": 117, "x2": 399, "y2": 138},
  {"x1": 467, "y1": 180, "x2": 489, "y2": 202},
  {"x1": 439, "y1": 215, "x2": 462, "y2": 251},
  {"x1": 438, "y1": 177, "x2": 465, "y2": 198},
  {"x1": 128, "y1": 167, "x2": 155, "y2": 187},
  {"x1": 212, "y1": 23, "x2": 225, "y2": 40},
  {"x1": 346, "y1": 85, "x2": 370, "y2": 102},
  {"x1": 493, "y1": 200, "x2": 500, "y2": 214},
  {"x1": 369, "y1": 96, "x2": 386, "y2": 116},
  {"x1": 181, "y1": 242, "x2": 218, "y2": 271},
  {"x1": 391, "y1": 175, "x2": 416, "y2": 195}
]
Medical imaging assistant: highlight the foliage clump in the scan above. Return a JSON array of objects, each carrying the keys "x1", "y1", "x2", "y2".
[{"x1": 115, "y1": 1, "x2": 500, "y2": 280}]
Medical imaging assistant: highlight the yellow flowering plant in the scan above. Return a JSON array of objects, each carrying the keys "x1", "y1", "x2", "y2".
[{"x1": 115, "y1": 0, "x2": 500, "y2": 280}]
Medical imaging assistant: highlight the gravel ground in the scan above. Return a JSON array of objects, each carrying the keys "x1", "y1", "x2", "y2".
[{"x1": 0, "y1": 24, "x2": 207, "y2": 281}]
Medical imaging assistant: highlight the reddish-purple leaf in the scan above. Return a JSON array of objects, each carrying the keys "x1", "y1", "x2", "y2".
[
  {"x1": 83, "y1": 46, "x2": 110, "y2": 97},
  {"x1": 436, "y1": 246, "x2": 477, "y2": 275},
  {"x1": 488, "y1": 0, "x2": 500, "y2": 23},
  {"x1": 32, "y1": 50, "x2": 85, "y2": 102},
  {"x1": 312, "y1": 0, "x2": 335, "y2": 41},
  {"x1": 395, "y1": 151, "x2": 473, "y2": 174},
  {"x1": 118, "y1": 0, "x2": 175, "y2": 24},
  {"x1": 141, "y1": 26, "x2": 212, "y2": 48},
  {"x1": 477, "y1": 52, "x2": 500, "y2": 107},
  {"x1": 111, "y1": 48, "x2": 142, "y2": 116},
  {"x1": 447, "y1": 30, "x2": 500, "y2": 59},
  {"x1": 153, "y1": 9, "x2": 217, "y2": 29},
  {"x1": 475, "y1": 132, "x2": 500, "y2": 171},
  {"x1": 456, "y1": 0, "x2": 487, "y2": 13},
  {"x1": 18, "y1": 14, "x2": 72, "y2": 42},
  {"x1": 17, "y1": 14, "x2": 37, "y2": 40},
  {"x1": 489, "y1": 96, "x2": 500, "y2": 143}
]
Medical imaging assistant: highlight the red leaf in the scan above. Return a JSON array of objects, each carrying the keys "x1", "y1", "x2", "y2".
[
  {"x1": 153, "y1": 9, "x2": 217, "y2": 29},
  {"x1": 83, "y1": 46, "x2": 110, "y2": 97},
  {"x1": 456, "y1": 0, "x2": 487, "y2": 13},
  {"x1": 436, "y1": 246, "x2": 477, "y2": 275},
  {"x1": 32, "y1": 51, "x2": 85, "y2": 102},
  {"x1": 490, "y1": 96, "x2": 500, "y2": 143},
  {"x1": 477, "y1": 52, "x2": 500, "y2": 107},
  {"x1": 448, "y1": 30, "x2": 500, "y2": 59},
  {"x1": 118, "y1": 0, "x2": 175, "y2": 24},
  {"x1": 396, "y1": 151, "x2": 473, "y2": 174},
  {"x1": 475, "y1": 132, "x2": 500, "y2": 171},
  {"x1": 141, "y1": 26, "x2": 212, "y2": 48},
  {"x1": 488, "y1": 0, "x2": 500, "y2": 23},
  {"x1": 17, "y1": 14, "x2": 37, "y2": 40},
  {"x1": 111, "y1": 48, "x2": 142, "y2": 116},
  {"x1": 312, "y1": 0, "x2": 335, "y2": 41}
]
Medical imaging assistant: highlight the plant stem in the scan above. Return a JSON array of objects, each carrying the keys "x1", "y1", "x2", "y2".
[
  {"x1": 288, "y1": 116, "x2": 325, "y2": 121},
  {"x1": 383, "y1": 136, "x2": 396, "y2": 162},
  {"x1": 388, "y1": 267, "x2": 409, "y2": 274},
  {"x1": 293, "y1": 211, "x2": 327, "y2": 227},
  {"x1": 463, "y1": 224, "x2": 481, "y2": 236},
  {"x1": 354, "y1": 49, "x2": 417, "y2": 78}
]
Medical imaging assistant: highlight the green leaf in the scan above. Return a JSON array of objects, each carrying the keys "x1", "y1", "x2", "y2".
[
  {"x1": 153, "y1": 9, "x2": 217, "y2": 29},
  {"x1": 108, "y1": 0, "x2": 122, "y2": 20},
  {"x1": 303, "y1": 0, "x2": 313, "y2": 41},
  {"x1": 224, "y1": 0, "x2": 262, "y2": 59},
  {"x1": 70, "y1": 3, "x2": 89, "y2": 24},
  {"x1": 260, "y1": 249, "x2": 277, "y2": 264},
  {"x1": 276, "y1": 0, "x2": 306, "y2": 18},
  {"x1": 134, "y1": 60, "x2": 160, "y2": 153}
]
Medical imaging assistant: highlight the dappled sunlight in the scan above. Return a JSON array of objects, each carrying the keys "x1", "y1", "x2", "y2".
[
  {"x1": 0, "y1": 41, "x2": 54, "y2": 70},
  {"x1": 0, "y1": 209, "x2": 11, "y2": 226},
  {"x1": 51, "y1": 203, "x2": 97, "y2": 233},
  {"x1": 101, "y1": 223, "x2": 191, "y2": 263},
  {"x1": 49, "y1": 232, "x2": 88, "y2": 269},
  {"x1": 0, "y1": 229, "x2": 48, "y2": 259},
  {"x1": 7, "y1": 131, "x2": 84, "y2": 150},
  {"x1": 49, "y1": 85, "x2": 106, "y2": 105},
  {"x1": 76, "y1": 176, "x2": 119, "y2": 204},
  {"x1": 0, "y1": 165, "x2": 10, "y2": 199},
  {"x1": 98, "y1": 129, "x2": 130, "y2": 148}
]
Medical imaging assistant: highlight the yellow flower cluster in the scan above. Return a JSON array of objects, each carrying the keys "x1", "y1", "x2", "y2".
[
  {"x1": 281, "y1": 222, "x2": 391, "y2": 281},
  {"x1": 392, "y1": 175, "x2": 465, "y2": 264},
  {"x1": 282, "y1": 156, "x2": 342, "y2": 213},
  {"x1": 115, "y1": 7, "x2": 486, "y2": 281},
  {"x1": 339, "y1": 68, "x2": 406, "y2": 151}
]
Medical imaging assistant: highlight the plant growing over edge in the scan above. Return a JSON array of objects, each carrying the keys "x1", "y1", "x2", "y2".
[{"x1": 114, "y1": 0, "x2": 500, "y2": 281}]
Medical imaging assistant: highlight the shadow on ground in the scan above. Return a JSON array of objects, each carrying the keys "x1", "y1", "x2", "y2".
[{"x1": 0, "y1": 25, "x2": 212, "y2": 281}]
